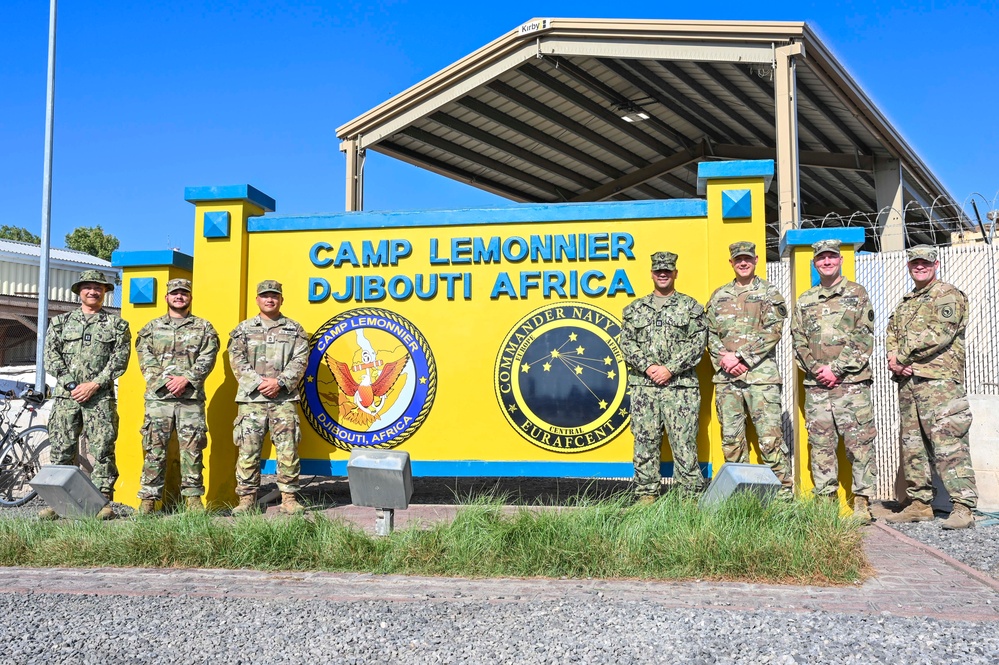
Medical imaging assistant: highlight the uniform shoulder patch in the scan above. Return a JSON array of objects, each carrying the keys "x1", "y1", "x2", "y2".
[
  {"x1": 774, "y1": 302, "x2": 788, "y2": 317},
  {"x1": 868, "y1": 309, "x2": 875, "y2": 322}
]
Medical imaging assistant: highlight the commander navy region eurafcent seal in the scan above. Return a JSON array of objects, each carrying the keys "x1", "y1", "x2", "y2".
[{"x1": 494, "y1": 302, "x2": 630, "y2": 453}]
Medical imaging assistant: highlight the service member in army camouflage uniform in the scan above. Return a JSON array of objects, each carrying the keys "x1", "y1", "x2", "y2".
[
  {"x1": 621, "y1": 252, "x2": 708, "y2": 502},
  {"x1": 135, "y1": 278, "x2": 219, "y2": 513},
  {"x1": 41, "y1": 270, "x2": 131, "y2": 520},
  {"x1": 790, "y1": 239, "x2": 877, "y2": 523},
  {"x1": 228, "y1": 280, "x2": 309, "y2": 515},
  {"x1": 705, "y1": 241, "x2": 791, "y2": 492},
  {"x1": 886, "y1": 245, "x2": 978, "y2": 529}
]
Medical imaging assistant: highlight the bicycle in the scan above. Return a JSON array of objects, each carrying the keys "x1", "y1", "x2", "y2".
[{"x1": 0, "y1": 388, "x2": 51, "y2": 507}]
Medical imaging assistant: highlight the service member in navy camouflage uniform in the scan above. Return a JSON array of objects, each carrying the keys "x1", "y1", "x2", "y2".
[
  {"x1": 41, "y1": 270, "x2": 131, "y2": 520},
  {"x1": 621, "y1": 252, "x2": 708, "y2": 502}
]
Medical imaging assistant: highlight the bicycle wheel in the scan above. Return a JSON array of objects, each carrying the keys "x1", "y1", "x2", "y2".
[{"x1": 0, "y1": 426, "x2": 51, "y2": 507}]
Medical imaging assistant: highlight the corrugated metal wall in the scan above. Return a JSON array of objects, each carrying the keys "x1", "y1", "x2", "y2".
[
  {"x1": 768, "y1": 243, "x2": 999, "y2": 498},
  {"x1": 0, "y1": 261, "x2": 119, "y2": 305},
  {"x1": 1, "y1": 262, "x2": 89, "y2": 303}
]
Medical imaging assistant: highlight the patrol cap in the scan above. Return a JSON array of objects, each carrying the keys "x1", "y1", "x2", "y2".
[
  {"x1": 729, "y1": 241, "x2": 756, "y2": 259},
  {"x1": 650, "y1": 251, "x2": 678, "y2": 271},
  {"x1": 71, "y1": 269, "x2": 115, "y2": 294},
  {"x1": 256, "y1": 279, "x2": 283, "y2": 295},
  {"x1": 906, "y1": 245, "x2": 938, "y2": 263},
  {"x1": 165, "y1": 278, "x2": 192, "y2": 293},
  {"x1": 812, "y1": 239, "x2": 842, "y2": 256}
]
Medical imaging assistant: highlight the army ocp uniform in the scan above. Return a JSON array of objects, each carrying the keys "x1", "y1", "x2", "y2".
[
  {"x1": 135, "y1": 287, "x2": 219, "y2": 501},
  {"x1": 705, "y1": 242, "x2": 791, "y2": 488},
  {"x1": 790, "y1": 240, "x2": 877, "y2": 499},
  {"x1": 887, "y1": 246, "x2": 977, "y2": 510},
  {"x1": 228, "y1": 312, "x2": 309, "y2": 496}
]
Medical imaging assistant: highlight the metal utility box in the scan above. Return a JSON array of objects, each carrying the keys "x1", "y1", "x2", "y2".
[
  {"x1": 700, "y1": 462, "x2": 781, "y2": 509},
  {"x1": 29, "y1": 465, "x2": 108, "y2": 518},
  {"x1": 347, "y1": 450, "x2": 413, "y2": 509}
]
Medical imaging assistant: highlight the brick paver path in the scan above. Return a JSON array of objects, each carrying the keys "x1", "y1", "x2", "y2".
[{"x1": 1, "y1": 517, "x2": 995, "y2": 621}]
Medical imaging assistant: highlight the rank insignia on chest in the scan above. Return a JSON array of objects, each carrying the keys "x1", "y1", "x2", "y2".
[
  {"x1": 84, "y1": 334, "x2": 92, "y2": 343},
  {"x1": 655, "y1": 318, "x2": 664, "y2": 327},
  {"x1": 266, "y1": 334, "x2": 275, "y2": 344}
]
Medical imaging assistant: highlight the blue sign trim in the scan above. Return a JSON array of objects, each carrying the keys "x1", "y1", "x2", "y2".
[
  {"x1": 779, "y1": 227, "x2": 867, "y2": 257},
  {"x1": 184, "y1": 184, "x2": 276, "y2": 212},
  {"x1": 111, "y1": 250, "x2": 194, "y2": 271},
  {"x1": 248, "y1": 199, "x2": 709, "y2": 232},
  {"x1": 262, "y1": 459, "x2": 713, "y2": 478},
  {"x1": 696, "y1": 159, "x2": 774, "y2": 194}
]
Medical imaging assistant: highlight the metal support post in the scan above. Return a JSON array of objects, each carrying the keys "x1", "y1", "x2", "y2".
[{"x1": 774, "y1": 43, "x2": 804, "y2": 238}]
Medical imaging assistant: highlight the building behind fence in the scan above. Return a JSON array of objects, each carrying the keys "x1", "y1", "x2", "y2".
[{"x1": 769, "y1": 241, "x2": 998, "y2": 499}]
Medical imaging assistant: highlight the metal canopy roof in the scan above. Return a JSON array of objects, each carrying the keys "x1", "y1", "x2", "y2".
[{"x1": 337, "y1": 18, "x2": 960, "y2": 256}]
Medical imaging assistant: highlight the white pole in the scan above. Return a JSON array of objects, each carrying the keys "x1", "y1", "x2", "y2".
[{"x1": 35, "y1": 0, "x2": 58, "y2": 394}]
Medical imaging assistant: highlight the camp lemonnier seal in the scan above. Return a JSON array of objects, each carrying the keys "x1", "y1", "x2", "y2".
[
  {"x1": 495, "y1": 302, "x2": 630, "y2": 452},
  {"x1": 302, "y1": 308, "x2": 436, "y2": 450}
]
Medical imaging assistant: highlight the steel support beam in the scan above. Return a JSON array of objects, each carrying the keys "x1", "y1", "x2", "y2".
[
  {"x1": 774, "y1": 43, "x2": 804, "y2": 236},
  {"x1": 570, "y1": 144, "x2": 704, "y2": 202},
  {"x1": 344, "y1": 138, "x2": 364, "y2": 212},
  {"x1": 874, "y1": 155, "x2": 905, "y2": 251}
]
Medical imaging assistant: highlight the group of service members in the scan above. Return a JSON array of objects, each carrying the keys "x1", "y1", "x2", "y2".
[
  {"x1": 622, "y1": 240, "x2": 979, "y2": 529},
  {"x1": 38, "y1": 240, "x2": 979, "y2": 529},
  {"x1": 38, "y1": 272, "x2": 307, "y2": 520}
]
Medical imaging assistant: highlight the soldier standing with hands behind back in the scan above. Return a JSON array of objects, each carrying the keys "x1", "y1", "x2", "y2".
[
  {"x1": 791, "y1": 240, "x2": 877, "y2": 523},
  {"x1": 886, "y1": 245, "x2": 978, "y2": 529},
  {"x1": 41, "y1": 270, "x2": 131, "y2": 520},
  {"x1": 135, "y1": 278, "x2": 219, "y2": 513},
  {"x1": 705, "y1": 241, "x2": 791, "y2": 493},
  {"x1": 228, "y1": 280, "x2": 309, "y2": 515},
  {"x1": 621, "y1": 251, "x2": 708, "y2": 503}
]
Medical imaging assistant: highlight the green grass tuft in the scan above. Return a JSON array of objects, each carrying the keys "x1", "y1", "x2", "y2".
[{"x1": 0, "y1": 494, "x2": 867, "y2": 584}]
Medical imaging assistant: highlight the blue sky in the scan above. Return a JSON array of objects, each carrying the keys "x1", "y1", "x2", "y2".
[{"x1": 2, "y1": 1, "x2": 996, "y2": 255}]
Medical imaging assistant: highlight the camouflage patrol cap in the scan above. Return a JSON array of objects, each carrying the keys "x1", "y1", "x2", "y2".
[
  {"x1": 729, "y1": 241, "x2": 756, "y2": 259},
  {"x1": 812, "y1": 239, "x2": 842, "y2": 256},
  {"x1": 906, "y1": 245, "x2": 938, "y2": 263},
  {"x1": 651, "y1": 251, "x2": 678, "y2": 271},
  {"x1": 71, "y1": 269, "x2": 115, "y2": 294},
  {"x1": 165, "y1": 278, "x2": 192, "y2": 293},
  {"x1": 256, "y1": 279, "x2": 283, "y2": 295}
]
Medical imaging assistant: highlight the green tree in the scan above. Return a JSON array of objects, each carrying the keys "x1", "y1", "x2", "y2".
[
  {"x1": 65, "y1": 225, "x2": 120, "y2": 261},
  {"x1": 0, "y1": 225, "x2": 41, "y2": 244}
]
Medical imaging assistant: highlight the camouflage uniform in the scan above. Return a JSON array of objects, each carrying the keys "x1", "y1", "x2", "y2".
[
  {"x1": 706, "y1": 242, "x2": 790, "y2": 487},
  {"x1": 791, "y1": 240, "x2": 877, "y2": 499},
  {"x1": 135, "y1": 281, "x2": 219, "y2": 500},
  {"x1": 228, "y1": 289, "x2": 309, "y2": 497},
  {"x1": 621, "y1": 252, "x2": 708, "y2": 496},
  {"x1": 44, "y1": 273, "x2": 131, "y2": 494},
  {"x1": 887, "y1": 249, "x2": 977, "y2": 509}
]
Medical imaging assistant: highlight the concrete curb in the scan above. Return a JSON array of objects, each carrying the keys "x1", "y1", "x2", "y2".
[{"x1": 873, "y1": 521, "x2": 999, "y2": 593}]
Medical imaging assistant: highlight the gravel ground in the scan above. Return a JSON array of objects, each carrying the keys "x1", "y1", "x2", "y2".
[{"x1": 0, "y1": 593, "x2": 995, "y2": 665}]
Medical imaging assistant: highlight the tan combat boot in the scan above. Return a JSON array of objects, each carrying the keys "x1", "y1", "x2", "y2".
[
  {"x1": 279, "y1": 492, "x2": 305, "y2": 515},
  {"x1": 137, "y1": 498, "x2": 157, "y2": 515},
  {"x1": 852, "y1": 495, "x2": 873, "y2": 525},
  {"x1": 38, "y1": 506, "x2": 58, "y2": 521},
  {"x1": 885, "y1": 499, "x2": 934, "y2": 523},
  {"x1": 634, "y1": 494, "x2": 656, "y2": 506},
  {"x1": 231, "y1": 493, "x2": 257, "y2": 516},
  {"x1": 96, "y1": 492, "x2": 115, "y2": 521},
  {"x1": 185, "y1": 496, "x2": 205, "y2": 512},
  {"x1": 941, "y1": 503, "x2": 975, "y2": 530}
]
